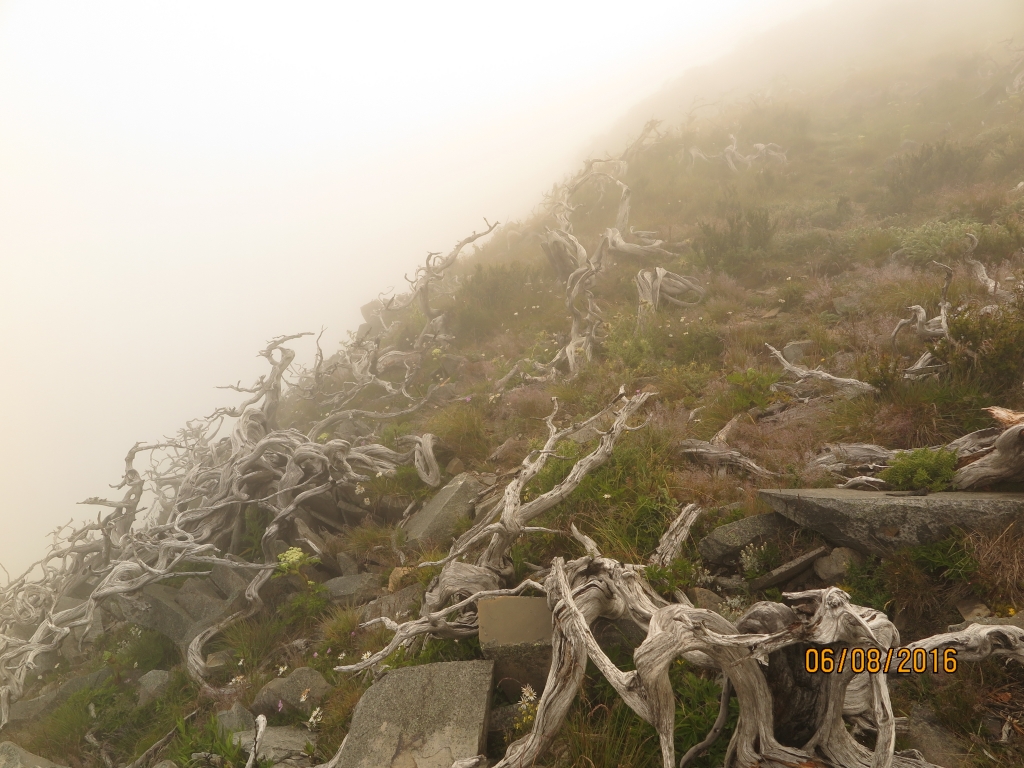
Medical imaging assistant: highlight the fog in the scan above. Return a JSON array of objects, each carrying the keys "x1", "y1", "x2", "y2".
[{"x1": 0, "y1": 0, "x2": 1015, "y2": 578}]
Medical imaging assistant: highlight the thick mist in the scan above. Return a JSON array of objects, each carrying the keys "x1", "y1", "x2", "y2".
[{"x1": 0, "y1": 0, "x2": 1018, "y2": 579}]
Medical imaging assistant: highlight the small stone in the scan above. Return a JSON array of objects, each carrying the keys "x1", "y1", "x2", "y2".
[
  {"x1": 216, "y1": 701, "x2": 256, "y2": 738},
  {"x1": 151, "y1": 761, "x2": 178, "y2": 768},
  {"x1": 697, "y1": 513, "x2": 797, "y2": 564},
  {"x1": 336, "y1": 552, "x2": 360, "y2": 576},
  {"x1": 832, "y1": 295, "x2": 861, "y2": 315},
  {"x1": 955, "y1": 597, "x2": 993, "y2": 622},
  {"x1": 387, "y1": 567, "x2": 417, "y2": 593},
  {"x1": 137, "y1": 669, "x2": 171, "y2": 707},
  {"x1": 445, "y1": 457, "x2": 466, "y2": 475},
  {"x1": 813, "y1": 547, "x2": 863, "y2": 584},
  {"x1": 782, "y1": 340, "x2": 814, "y2": 365},
  {"x1": 251, "y1": 667, "x2": 331, "y2": 717},
  {"x1": 324, "y1": 573, "x2": 383, "y2": 606},
  {"x1": 360, "y1": 583, "x2": 425, "y2": 623},
  {"x1": 488, "y1": 437, "x2": 528, "y2": 464},
  {"x1": 749, "y1": 547, "x2": 828, "y2": 591},
  {"x1": 713, "y1": 575, "x2": 747, "y2": 594},
  {"x1": 233, "y1": 726, "x2": 314, "y2": 763},
  {"x1": 206, "y1": 650, "x2": 235, "y2": 671},
  {"x1": 686, "y1": 587, "x2": 724, "y2": 610}
]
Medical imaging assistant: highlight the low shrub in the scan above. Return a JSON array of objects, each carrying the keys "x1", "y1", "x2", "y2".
[{"x1": 879, "y1": 448, "x2": 958, "y2": 491}]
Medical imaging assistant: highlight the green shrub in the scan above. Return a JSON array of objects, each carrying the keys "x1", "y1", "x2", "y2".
[
  {"x1": 879, "y1": 448, "x2": 958, "y2": 491},
  {"x1": 936, "y1": 286, "x2": 1024, "y2": 397}
]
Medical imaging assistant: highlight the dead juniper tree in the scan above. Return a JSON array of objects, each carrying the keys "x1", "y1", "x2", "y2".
[
  {"x1": 0, "y1": 332, "x2": 448, "y2": 723},
  {"x1": 377, "y1": 220, "x2": 499, "y2": 349},
  {"x1": 326, "y1": 393, "x2": 1024, "y2": 768}
]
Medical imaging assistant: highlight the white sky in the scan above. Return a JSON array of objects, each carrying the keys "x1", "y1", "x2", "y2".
[{"x1": 0, "y1": 0, "x2": 820, "y2": 578}]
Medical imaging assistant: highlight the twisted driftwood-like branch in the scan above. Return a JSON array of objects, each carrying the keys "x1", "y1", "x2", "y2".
[
  {"x1": 380, "y1": 221, "x2": 498, "y2": 348},
  {"x1": 331, "y1": 390, "x2": 655, "y2": 678},
  {"x1": 636, "y1": 268, "x2": 705, "y2": 324},
  {"x1": 648, "y1": 503, "x2": 702, "y2": 568},
  {"x1": 953, "y1": 423, "x2": 1024, "y2": 489},
  {"x1": 0, "y1": 329, "x2": 456, "y2": 724},
  {"x1": 766, "y1": 343, "x2": 877, "y2": 399}
]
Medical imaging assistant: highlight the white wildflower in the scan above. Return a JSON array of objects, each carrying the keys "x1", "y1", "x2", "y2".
[
  {"x1": 361, "y1": 651, "x2": 371, "y2": 661},
  {"x1": 519, "y1": 684, "x2": 537, "y2": 704},
  {"x1": 277, "y1": 664, "x2": 288, "y2": 677}
]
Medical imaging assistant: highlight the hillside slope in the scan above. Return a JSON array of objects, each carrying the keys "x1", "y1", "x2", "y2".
[{"x1": 2, "y1": 28, "x2": 1024, "y2": 768}]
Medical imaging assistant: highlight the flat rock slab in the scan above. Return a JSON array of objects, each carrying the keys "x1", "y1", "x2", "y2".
[
  {"x1": 749, "y1": 546, "x2": 827, "y2": 591},
  {"x1": 478, "y1": 596, "x2": 552, "y2": 698},
  {"x1": 760, "y1": 489, "x2": 1024, "y2": 556},
  {"x1": 404, "y1": 473, "x2": 483, "y2": 544},
  {"x1": 0, "y1": 743, "x2": 68, "y2": 768},
  {"x1": 697, "y1": 513, "x2": 797, "y2": 564},
  {"x1": 337, "y1": 660, "x2": 494, "y2": 768}
]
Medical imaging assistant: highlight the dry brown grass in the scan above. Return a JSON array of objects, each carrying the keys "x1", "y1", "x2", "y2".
[{"x1": 966, "y1": 522, "x2": 1024, "y2": 609}]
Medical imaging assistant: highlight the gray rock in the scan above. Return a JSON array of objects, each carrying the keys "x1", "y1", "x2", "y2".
[
  {"x1": 697, "y1": 513, "x2": 797, "y2": 564},
  {"x1": 210, "y1": 562, "x2": 252, "y2": 607},
  {"x1": 233, "y1": 726, "x2": 313, "y2": 763},
  {"x1": 112, "y1": 584, "x2": 199, "y2": 650},
  {"x1": 360, "y1": 583, "x2": 425, "y2": 623},
  {"x1": 954, "y1": 597, "x2": 992, "y2": 622},
  {"x1": 336, "y1": 553, "x2": 360, "y2": 577},
  {"x1": 174, "y1": 578, "x2": 226, "y2": 623},
  {"x1": 324, "y1": 574, "x2": 383, "y2": 606},
  {"x1": 760, "y1": 489, "x2": 1024, "y2": 556},
  {"x1": 902, "y1": 703, "x2": 967, "y2": 767},
  {"x1": 782, "y1": 340, "x2": 814, "y2": 365},
  {"x1": 151, "y1": 761, "x2": 178, "y2": 768},
  {"x1": 445, "y1": 457, "x2": 466, "y2": 475},
  {"x1": 337, "y1": 660, "x2": 493, "y2": 768},
  {"x1": 487, "y1": 703, "x2": 519, "y2": 735},
  {"x1": 687, "y1": 587, "x2": 724, "y2": 610},
  {"x1": 749, "y1": 546, "x2": 828, "y2": 591},
  {"x1": 6, "y1": 692, "x2": 57, "y2": 724},
  {"x1": 206, "y1": 650, "x2": 235, "y2": 671},
  {"x1": 832, "y1": 295, "x2": 861, "y2": 315},
  {"x1": 216, "y1": 701, "x2": 256, "y2": 738},
  {"x1": 404, "y1": 473, "x2": 484, "y2": 544},
  {"x1": 947, "y1": 612, "x2": 1024, "y2": 633},
  {"x1": 478, "y1": 596, "x2": 552, "y2": 699},
  {"x1": 0, "y1": 743, "x2": 69, "y2": 768},
  {"x1": 813, "y1": 547, "x2": 863, "y2": 584},
  {"x1": 713, "y1": 575, "x2": 748, "y2": 594},
  {"x1": 137, "y1": 669, "x2": 171, "y2": 707},
  {"x1": 251, "y1": 667, "x2": 332, "y2": 717},
  {"x1": 9, "y1": 668, "x2": 112, "y2": 724}
]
